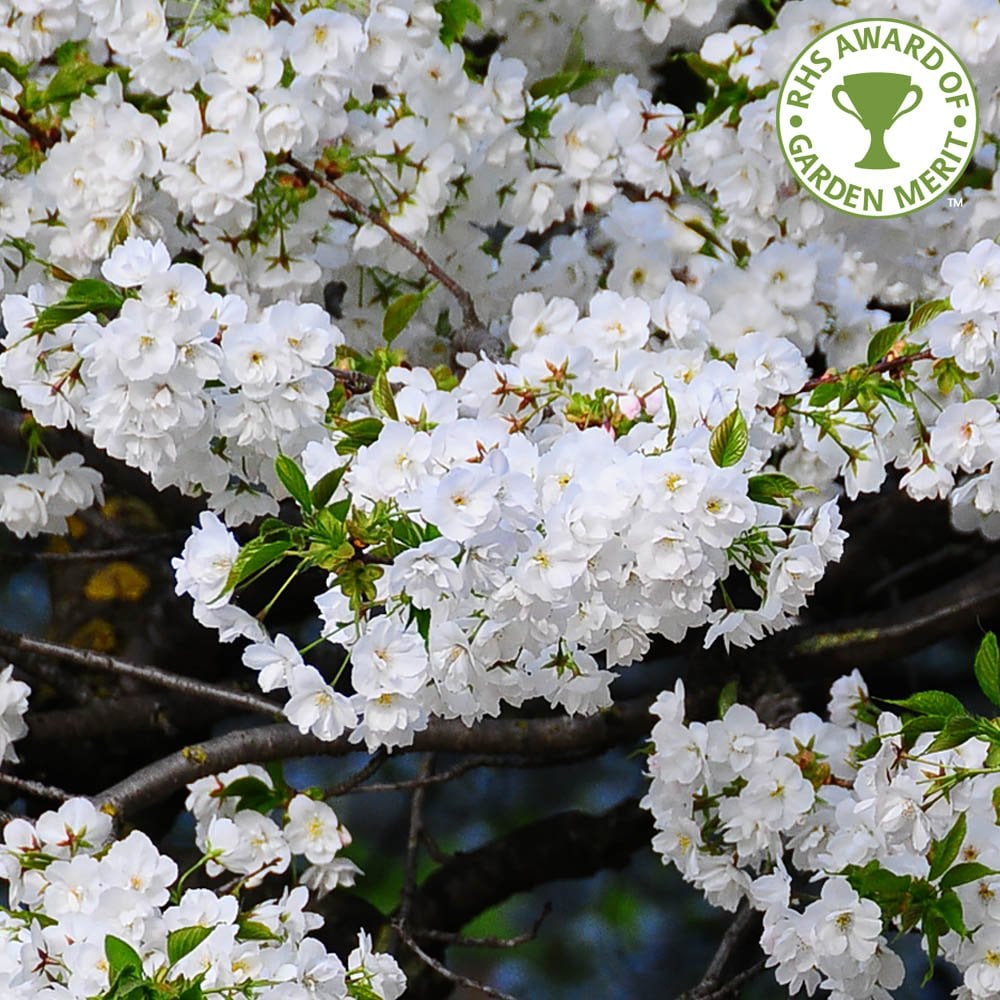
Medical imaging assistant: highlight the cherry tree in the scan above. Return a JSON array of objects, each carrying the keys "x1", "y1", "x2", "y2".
[{"x1": 1, "y1": 0, "x2": 1000, "y2": 996}]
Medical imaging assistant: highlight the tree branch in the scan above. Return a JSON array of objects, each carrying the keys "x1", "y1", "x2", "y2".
[
  {"x1": 772, "y1": 552, "x2": 1000, "y2": 673},
  {"x1": 677, "y1": 904, "x2": 761, "y2": 1000},
  {"x1": 94, "y1": 696, "x2": 656, "y2": 819},
  {"x1": 0, "y1": 629, "x2": 281, "y2": 718},
  {"x1": 405, "y1": 796, "x2": 653, "y2": 937},
  {"x1": 288, "y1": 157, "x2": 504, "y2": 361},
  {"x1": 392, "y1": 920, "x2": 520, "y2": 1000}
]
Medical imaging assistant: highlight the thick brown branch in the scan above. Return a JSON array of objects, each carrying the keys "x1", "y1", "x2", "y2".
[
  {"x1": 772, "y1": 551, "x2": 1000, "y2": 673},
  {"x1": 94, "y1": 696, "x2": 655, "y2": 819},
  {"x1": 405, "y1": 796, "x2": 653, "y2": 937}
]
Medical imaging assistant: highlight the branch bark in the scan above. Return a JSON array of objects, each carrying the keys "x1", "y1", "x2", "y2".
[
  {"x1": 94, "y1": 696, "x2": 656, "y2": 819},
  {"x1": 0, "y1": 629, "x2": 281, "y2": 718},
  {"x1": 770, "y1": 551, "x2": 1000, "y2": 673}
]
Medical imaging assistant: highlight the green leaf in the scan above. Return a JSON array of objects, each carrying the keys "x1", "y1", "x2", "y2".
[
  {"x1": 885, "y1": 690, "x2": 966, "y2": 718},
  {"x1": 434, "y1": 0, "x2": 481, "y2": 44},
  {"x1": 873, "y1": 379, "x2": 907, "y2": 405},
  {"x1": 105, "y1": 935, "x2": 142, "y2": 979},
  {"x1": 33, "y1": 279, "x2": 125, "y2": 335},
  {"x1": 225, "y1": 537, "x2": 292, "y2": 592},
  {"x1": 940, "y1": 861, "x2": 998, "y2": 890},
  {"x1": 529, "y1": 66, "x2": 606, "y2": 100},
  {"x1": 382, "y1": 285, "x2": 435, "y2": 344},
  {"x1": 218, "y1": 775, "x2": 283, "y2": 814},
  {"x1": 310, "y1": 466, "x2": 347, "y2": 510},
  {"x1": 808, "y1": 380, "x2": 841, "y2": 408},
  {"x1": 336, "y1": 417, "x2": 384, "y2": 455},
  {"x1": 852, "y1": 735, "x2": 882, "y2": 762},
  {"x1": 0, "y1": 53, "x2": 28, "y2": 82},
  {"x1": 867, "y1": 321, "x2": 905, "y2": 365},
  {"x1": 275, "y1": 455, "x2": 313, "y2": 513},
  {"x1": 236, "y1": 918, "x2": 282, "y2": 942},
  {"x1": 372, "y1": 371, "x2": 399, "y2": 421},
  {"x1": 713, "y1": 679, "x2": 738, "y2": 718},
  {"x1": 909, "y1": 298, "x2": 950, "y2": 331},
  {"x1": 167, "y1": 926, "x2": 214, "y2": 966},
  {"x1": 924, "y1": 715, "x2": 982, "y2": 754},
  {"x1": 43, "y1": 49, "x2": 111, "y2": 105},
  {"x1": 974, "y1": 632, "x2": 1000, "y2": 707},
  {"x1": 934, "y1": 888, "x2": 969, "y2": 936},
  {"x1": 928, "y1": 812, "x2": 966, "y2": 882},
  {"x1": 709, "y1": 407, "x2": 748, "y2": 468},
  {"x1": 747, "y1": 473, "x2": 799, "y2": 506}
]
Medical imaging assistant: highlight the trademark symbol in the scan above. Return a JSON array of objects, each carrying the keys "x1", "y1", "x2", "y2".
[{"x1": 948, "y1": 196, "x2": 965, "y2": 207}]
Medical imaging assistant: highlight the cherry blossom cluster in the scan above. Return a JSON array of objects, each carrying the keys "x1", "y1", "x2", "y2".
[
  {"x1": 1, "y1": 0, "x2": 1000, "y2": 995},
  {"x1": 0, "y1": 795, "x2": 404, "y2": 999},
  {"x1": 185, "y1": 763, "x2": 362, "y2": 898},
  {"x1": 643, "y1": 655, "x2": 1000, "y2": 999}
]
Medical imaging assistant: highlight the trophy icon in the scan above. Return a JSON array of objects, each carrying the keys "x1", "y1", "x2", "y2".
[{"x1": 831, "y1": 73, "x2": 922, "y2": 169}]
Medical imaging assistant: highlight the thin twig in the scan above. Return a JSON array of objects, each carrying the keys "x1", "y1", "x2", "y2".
[
  {"x1": 678, "y1": 904, "x2": 759, "y2": 1000},
  {"x1": 325, "y1": 748, "x2": 388, "y2": 797},
  {"x1": 392, "y1": 920, "x2": 520, "y2": 1000},
  {"x1": 0, "y1": 772, "x2": 71, "y2": 803},
  {"x1": 4, "y1": 531, "x2": 188, "y2": 563},
  {"x1": 288, "y1": 156, "x2": 503, "y2": 359},
  {"x1": 414, "y1": 902, "x2": 552, "y2": 949},
  {"x1": 698, "y1": 960, "x2": 766, "y2": 1000},
  {"x1": 0, "y1": 628, "x2": 281, "y2": 717},
  {"x1": 397, "y1": 753, "x2": 434, "y2": 938},
  {"x1": 349, "y1": 755, "x2": 496, "y2": 793},
  {"x1": 0, "y1": 106, "x2": 60, "y2": 151},
  {"x1": 797, "y1": 349, "x2": 933, "y2": 394}
]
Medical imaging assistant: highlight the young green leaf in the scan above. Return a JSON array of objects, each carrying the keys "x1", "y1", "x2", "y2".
[
  {"x1": 310, "y1": 466, "x2": 347, "y2": 510},
  {"x1": 105, "y1": 935, "x2": 143, "y2": 979},
  {"x1": 167, "y1": 926, "x2": 214, "y2": 966},
  {"x1": 434, "y1": 0, "x2": 481, "y2": 45},
  {"x1": 940, "y1": 862, "x2": 998, "y2": 890},
  {"x1": 33, "y1": 279, "x2": 125, "y2": 335},
  {"x1": 717, "y1": 680, "x2": 738, "y2": 718},
  {"x1": 928, "y1": 812, "x2": 966, "y2": 882},
  {"x1": 275, "y1": 455, "x2": 313, "y2": 513},
  {"x1": 237, "y1": 918, "x2": 282, "y2": 942},
  {"x1": 225, "y1": 537, "x2": 292, "y2": 593},
  {"x1": 884, "y1": 690, "x2": 966, "y2": 718},
  {"x1": 908, "y1": 298, "x2": 950, "y2": 332},
  {"x1": 709, "y1": 407, "x2": 748, "y2": 468},
  {"x1": 866, "y1": 321, "x2": 905, "y2": 365},
  {"x1": 808, "y1": 380, "x2": 842, "y2": 408},
  {"x1": 974, "y1": 632, "x2": 1000, "y2": 707},
  {"x1": 924, "y1": 715, "x2": 982, "y2": 754},
  {"x1": 372, "y1": 371, "x2": 399, "y2": 421},
  {"x1": 382, "y1": 284, "x2": 435, "y2": 344},
  {"x1": 747, "y1": 473, "x2": 799, "y2": 506}
]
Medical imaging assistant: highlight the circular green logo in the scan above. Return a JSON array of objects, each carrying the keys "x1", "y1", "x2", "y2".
[{"x1": 776, "y1": 18, "x2": 978, "y2": 218}]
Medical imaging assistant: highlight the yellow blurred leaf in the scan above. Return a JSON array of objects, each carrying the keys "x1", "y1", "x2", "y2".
[
  {"x1": 84, "y1": 561, "x2": 150, "y2": 602},
  {"x1": 68, "y1": 617, "x2": 116, "y2": 652}
]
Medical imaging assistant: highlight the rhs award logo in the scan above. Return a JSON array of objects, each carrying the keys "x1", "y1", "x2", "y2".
[{"x1": 776, "y1": 18, "x2": 977, "y2": 218}]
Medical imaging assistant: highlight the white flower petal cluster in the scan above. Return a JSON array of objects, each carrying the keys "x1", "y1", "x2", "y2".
[
  {"x1": 186, "y1": 765, "x2": 360, "y2": 895},
  {"x1": 643, "y1": 671, "x2": 1000, "y2": 999},
  {"x1": 0, "y1": 665, "x2": 29, "y2": 764},
  {"x1": 0, "y1": 796, "x2": 399, "y2": 999}
]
